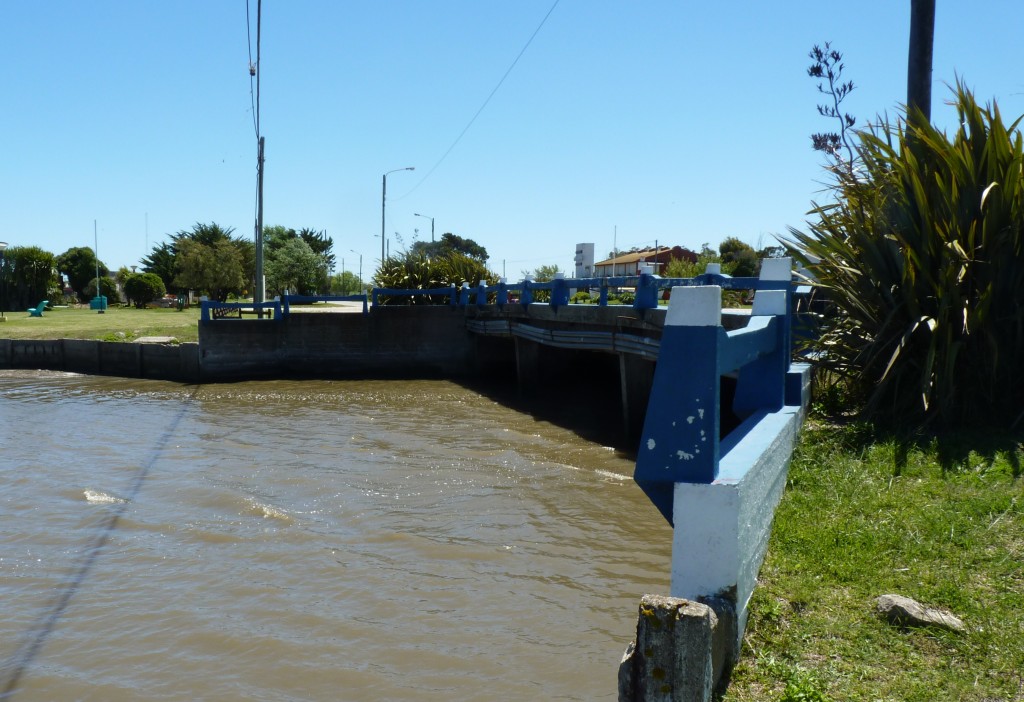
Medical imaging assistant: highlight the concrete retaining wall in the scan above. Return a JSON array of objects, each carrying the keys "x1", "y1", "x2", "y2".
[
  {"x1": 198, "y1": 306, "x2": 482, "y2": 380},
  {"x1": 0, "y1": 338, "x2": 200, "y2": 382}
]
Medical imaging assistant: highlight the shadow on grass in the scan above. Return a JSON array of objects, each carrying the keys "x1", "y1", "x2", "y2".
[{"x1": 803, "y1": 414, "x2": 1023, "y2": 479}]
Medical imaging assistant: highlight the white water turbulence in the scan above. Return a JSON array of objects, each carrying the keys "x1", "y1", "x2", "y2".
[{"x1": 0, "y1": 371, "x2": 671, "y2": 701}]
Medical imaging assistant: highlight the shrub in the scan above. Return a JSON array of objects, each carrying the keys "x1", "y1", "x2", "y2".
[
  {"x1": 124, "y1": 272, "x2": 167, "y2": 308},
  {"x1": 373, "y1": 252, "x2": 497, "y2": 305},
  {"x1": 788, "y1": 81, "x2": 1024, "y2": 429}
]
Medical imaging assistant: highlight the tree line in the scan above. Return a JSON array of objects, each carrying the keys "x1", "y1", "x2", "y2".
[{"x1": 0, "y1": 223, "x2": 346, "y2": 311}]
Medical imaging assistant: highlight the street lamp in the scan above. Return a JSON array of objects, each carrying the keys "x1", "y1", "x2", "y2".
[
  {"x1": 414, "y1": 213, "x2": 435, "y2": 242},
  {"x1": 0, "y1": 241, "x2": 7, "y2": 322},
  {"x1": 381, "y1": 167, "x2": 414, "y2": 262}
]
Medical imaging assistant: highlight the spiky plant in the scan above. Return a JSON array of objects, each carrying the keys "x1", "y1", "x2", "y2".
[
  {"x1": 373, "y1": 252, "x2": 497, "y2": 305},
  {"x1": 789, "y1": 81, "x2": 1024, "y2": 428}
]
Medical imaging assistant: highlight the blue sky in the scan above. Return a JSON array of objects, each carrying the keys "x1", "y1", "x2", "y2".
[{"x1": 4, "y1": 1, "x2": 1023, "y2": 279}]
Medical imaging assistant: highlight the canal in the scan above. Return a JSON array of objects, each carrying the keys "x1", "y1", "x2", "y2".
[{"x1": 0, "y1": 370, "x2": 671, "y2": 701}]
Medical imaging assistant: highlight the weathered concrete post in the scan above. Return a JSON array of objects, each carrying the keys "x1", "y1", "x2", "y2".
[{"x1": 618, "y1": 594, "x2": 732, "y2": 702}]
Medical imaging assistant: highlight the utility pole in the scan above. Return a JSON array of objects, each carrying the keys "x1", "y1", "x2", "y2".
[{"x1": 252, "y1": 0, "x2": 266, "y2": 307}]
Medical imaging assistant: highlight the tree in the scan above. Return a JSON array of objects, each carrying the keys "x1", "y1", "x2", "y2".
[
  {"x1": 141, "y1": 242, "x2": 177, "y2": 293},
  {"x1": 265, "y1": 237, "x2": 323, "y2": 296},
  {"x1": 296, "y1": 228, "x2": 335, "y2": 274},
  {"x1": 526, "y1": 264, "x2": 562, "y2": 282},
  {"x1": 173, "y1": 238, "x2": 245, "y2": 302},
  {"x1": 84, "y1": 276, "x2": 120, "y2": 302},
  {"x1": 330, "y1": 270, "x2": 363, "y2": 295},
  {"x1": 719, "y1": 237, "x2": 758, "y2": 277},
  {"x1": 123, "y1": 272, "x2": 166, "y2": 308},
  {"x1": 4, "y1": 246, "x2": 59, "y2": 309},
  {"x1": 57, "y1": 246, "x2": 108, "y2": 302},
  {"x1": 410, "y1": 232, "x2": 488, "y2": 262},
  {"x1": 663, "y1": 243, "x2": 721, "y2": 278},
  {"x1": 907, "y1": 0, "x2": 936, "y2": 121}
]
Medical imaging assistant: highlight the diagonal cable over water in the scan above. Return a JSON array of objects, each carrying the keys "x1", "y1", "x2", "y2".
[
  {"x1": 0, "y1": 387, "x2": 201, "y2": 700},
  {"x1": 394, "y1": 0, "x2": 561, "y2": 201}
]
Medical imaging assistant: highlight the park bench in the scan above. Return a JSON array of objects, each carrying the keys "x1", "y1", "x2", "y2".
[{"x1": 27, "y1": 300, "x2": 49, "y2": 317}]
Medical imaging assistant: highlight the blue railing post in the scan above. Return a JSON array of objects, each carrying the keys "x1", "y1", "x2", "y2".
[
  {"x1": 476, "y1": 279, "x2": 488, "y2": 309},
  {"x1": 599, "y1": 278, "x2": 609, "y2": 306},
  {"x1": 551, "y1": 273, "x2": 569, "y2": 308},
  {"x1": 521, "y1": 277, "x2": 534, "y2": 306},
  {"x1": 633, "y1": 272, "x2": 661, "y2": 310},
  {"x1": 733, "y1": 258, "x2": 792, "y2": 418},
  {"x1": 459, "y1": 282, "x2": 470, "y2": 307},
  {"x1": 634, "y1": 286, "x2": 723, "y2": 525},
  {"x1": 497, "y1": 279, "x2": 508, "y2": 307}
]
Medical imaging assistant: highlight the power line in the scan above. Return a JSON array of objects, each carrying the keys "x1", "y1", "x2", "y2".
[
  {"x1": 394, "y1": 0, "x2": 561, "y2": 201},
  {"x1": 245, "y1": 0, "x2": 258, "y2": 140}
]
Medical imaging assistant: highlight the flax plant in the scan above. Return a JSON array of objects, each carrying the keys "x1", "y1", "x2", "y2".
[
  {"x1": 789, "y1": 81, "x2": 1024, "y2": 428},
  {"x1": 374, "y1": 252, "x2": 497, "y2": 305}
]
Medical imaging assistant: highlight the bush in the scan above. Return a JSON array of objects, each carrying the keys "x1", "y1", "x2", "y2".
[
  {"x1": 83, "y1": 276, "x2": 120, "y2": 304},
  {"x1": 789, "y1": 81, "x2": 1024, "y2": 429},
  {"x1": 123, "y1": 272, "x2": 167, "y2": 308},
  {"x1": 373, "y1": 252, "x2": 497, "y2": 305}
]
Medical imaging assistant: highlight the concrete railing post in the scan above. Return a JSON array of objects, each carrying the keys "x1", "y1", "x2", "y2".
[
  {"x1": 551, "y1": 272, "x2": 569, "y2": 308},
  {"x1": 731, "y1": 259, "x2": 792, "y2": 418},
  {"x1": 521, "y1": 276, "x2": 534, "y2": 306},
  {"x1": 476, "y1": 279, "x2": 488, "y2": 309},
  {"x1": 618, "y1": 595, "x2": 733, "y2": 702},
  {"x1": 633, "y1": 272, "x2": 661, "y2": 310},
  {"x1": 634, "y1": 286, "x2": 723, "y2": 523}
]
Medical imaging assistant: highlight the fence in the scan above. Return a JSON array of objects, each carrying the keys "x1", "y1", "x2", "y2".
[{"x1": 620, "y1": 258, "x2": 811, "y2": 699}]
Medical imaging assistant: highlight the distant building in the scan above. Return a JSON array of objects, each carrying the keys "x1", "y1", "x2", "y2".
[
  {"x1": 574, "y1": 243, "x2": 595, "y2": 278},
  {"x1": 593, "y1": 246, "x2": 697, "y2": 277}
]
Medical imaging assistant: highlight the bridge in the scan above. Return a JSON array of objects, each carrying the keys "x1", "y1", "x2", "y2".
[{"x1": 3, "y1": 258, "x2": 813, "y2": 700}]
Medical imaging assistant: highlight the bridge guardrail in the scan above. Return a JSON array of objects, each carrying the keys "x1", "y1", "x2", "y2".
[{"x1": 199, "y1": 263, "x2": 808, "y2": 321}]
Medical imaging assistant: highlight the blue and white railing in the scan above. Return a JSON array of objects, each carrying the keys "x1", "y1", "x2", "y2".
[
  {"x1": 200, "y1": 262, "x2": 802, "y2": 320},
  {"x1": 632, "y1": 257, "x2": 811, "y2": 658},
  {"x1": 201, "y1": 294, "x2": 368, "y2": 321},
  {"x1": 371, "y1": 266, "x2": 790, "y2": 310}
]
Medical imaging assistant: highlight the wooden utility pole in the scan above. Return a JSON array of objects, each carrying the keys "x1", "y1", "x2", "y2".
[{"x1": 907, "y1": 0, "x2": 936, "y2": 122}]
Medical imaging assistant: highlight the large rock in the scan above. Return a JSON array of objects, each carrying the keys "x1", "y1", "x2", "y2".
[{"x1": 875, "y1": 594, "x2": 965, "y2": 632}]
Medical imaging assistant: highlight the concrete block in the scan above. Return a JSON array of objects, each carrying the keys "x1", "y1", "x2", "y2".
[{"x1": 618, "y1": 594, "x2": 733, "y2": 702}]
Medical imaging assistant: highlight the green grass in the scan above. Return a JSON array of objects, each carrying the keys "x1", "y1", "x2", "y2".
[
  {"x1": 0, "y1": 305, "x2": 201, "y2": 343},
  {"x1": 723, "y1": 422, "x2": 1024, "y2": 701}
]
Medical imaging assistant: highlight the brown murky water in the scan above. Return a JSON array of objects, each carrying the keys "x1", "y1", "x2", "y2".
[{"x1": 0, "y1": 370, "x2": 671, "y2": 701}]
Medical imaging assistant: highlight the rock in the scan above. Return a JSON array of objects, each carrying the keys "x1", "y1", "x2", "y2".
[{"x1": 875, "y1": 594, "x2": 965, "y2": 632}]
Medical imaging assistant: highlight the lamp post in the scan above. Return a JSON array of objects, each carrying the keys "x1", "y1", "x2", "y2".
[
  {"x1": 414, "y1": 213, "x2": 435, "y2": 242},
  {"x1": 0, "y1": 241, "x2": 7, "y2": 322},
  {"x1": 381, "y1": 167, "x2": 414, "y2": 263}
]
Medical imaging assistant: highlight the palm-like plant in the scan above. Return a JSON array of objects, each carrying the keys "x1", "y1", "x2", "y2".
[
  {"x1": 789, "y1": 81, "x2": 1024, "y2": 428},
  {"x1": 374, "y1": 252, "x2": 497, "y2": 305}
]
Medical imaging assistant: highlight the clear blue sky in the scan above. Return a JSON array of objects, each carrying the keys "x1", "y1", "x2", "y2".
[{"x1": 4, "y1": 1, "x2": 1023, "y2": 279}]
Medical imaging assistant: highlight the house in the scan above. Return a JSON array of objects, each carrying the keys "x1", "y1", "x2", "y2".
[{"x1": 593, "y1": 246, "x2": 697, "y2": 278}]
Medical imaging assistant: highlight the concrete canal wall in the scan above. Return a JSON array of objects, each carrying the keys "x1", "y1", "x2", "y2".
[{"x1": 0, "y1": 338, "x2": 201, "y2": 382}]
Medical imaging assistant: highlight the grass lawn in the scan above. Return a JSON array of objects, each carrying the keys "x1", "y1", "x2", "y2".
[
  {"x1": 0, "y1": 305, "x2": 201, "y2": 343},
  {"x1": 722, "y1": 422, "x2": 1024, "y2": 701}
]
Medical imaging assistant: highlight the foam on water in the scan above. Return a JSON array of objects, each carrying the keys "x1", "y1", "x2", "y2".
[{"x1": 83, "y1": 489, "x2": 127, "y2": 505}]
